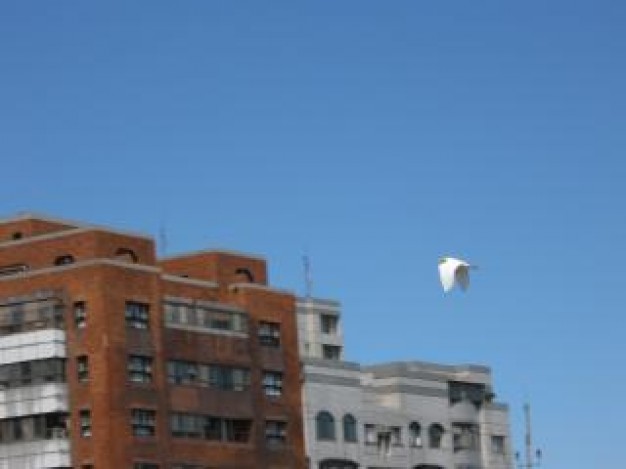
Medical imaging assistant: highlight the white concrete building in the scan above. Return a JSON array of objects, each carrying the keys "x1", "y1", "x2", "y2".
[
  {"x1": 297, "y1": 297, "x2": 513, "y2": 469},
  {"x1": 0, "y1": 291, "x2": 71, "y2": 469}
]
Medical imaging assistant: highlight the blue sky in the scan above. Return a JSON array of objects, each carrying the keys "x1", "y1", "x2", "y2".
[{"x1": 1, "y1": 1, "x2": 625, "y2": 467}]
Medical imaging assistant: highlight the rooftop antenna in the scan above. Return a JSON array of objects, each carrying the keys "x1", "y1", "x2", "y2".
[
  {"x1": 159, "y1": 221, "x2": 168, "y2": 257},
  {"x1": 303, "y1": 254, "x2": 313, "y2": 299},
  {"x1": 516, "y1": 402, "x2": 542, "y2": 468}
]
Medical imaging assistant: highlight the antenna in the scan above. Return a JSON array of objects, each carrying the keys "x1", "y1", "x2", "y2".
[
  {"x1": 516, "y1": 402, "x2": 542, "y2": 468},
  {"x1": 303, "y1": 254, "x2": 313, "y2": 298},
  {"x1": 159, "y1": 221, "x2": 168, "y2": 257}
]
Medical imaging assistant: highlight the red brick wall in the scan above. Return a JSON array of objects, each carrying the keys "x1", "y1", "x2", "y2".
[{"x1": 0, "y1": 217, "x2": 306, "y2": 469}]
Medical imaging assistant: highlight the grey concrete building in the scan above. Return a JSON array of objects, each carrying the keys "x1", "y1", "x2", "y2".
[{"x1": 297, "y1": 297, "x2": 513, "y2": 469}]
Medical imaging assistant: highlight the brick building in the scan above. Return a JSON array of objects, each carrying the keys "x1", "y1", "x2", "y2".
[{"x1": 0, "y1": 214, "x2": 306, "y2": 469}]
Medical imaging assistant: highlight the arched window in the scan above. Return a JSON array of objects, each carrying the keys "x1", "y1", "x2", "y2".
[
  {"x1": 54, "y1": 255, "x2": 75, "y2": 266},
  {"x1": 316, "y1": 411, "x2": 336, "y2": 441},
  {"x1": 429, "y1": 423, "x2": 444, "y2": 449},
  {"x1": 409, "y1": 421, "x2": 422, "y2": 447},
  {"x1": 342, "y1": 414, "x2": 357, "y2": 442},
  {"x1": 115, "y1": 248, "x2": 138, "y2": 263},
  {"x1": 235, "y1": 268, "x2": 254, "y2": 283}
]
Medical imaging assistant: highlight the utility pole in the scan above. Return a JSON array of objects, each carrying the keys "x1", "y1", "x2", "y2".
[{"x1": 516, "y1": 402, "x2": 542, "y2": 468}]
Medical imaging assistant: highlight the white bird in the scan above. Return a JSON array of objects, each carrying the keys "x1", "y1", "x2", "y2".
[{"x1": 438, "y1": 257, "x2": 476, "y2": 292}]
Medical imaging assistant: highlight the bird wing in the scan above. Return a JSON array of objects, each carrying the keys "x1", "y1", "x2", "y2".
[
  {"x1": 455, "y1": 265, "x2": 470, "y2": 291},
  {"x1": 438, "y1": 258, "x2": 459, "y2": 292}
]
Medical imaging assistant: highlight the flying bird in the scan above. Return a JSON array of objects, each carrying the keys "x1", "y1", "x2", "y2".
[{"x1": 438, "y1": 257, "x2": 476, "y2": 292}]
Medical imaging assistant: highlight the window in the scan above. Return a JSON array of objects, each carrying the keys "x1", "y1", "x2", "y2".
[
  {"x1": 409, "y1": 422, "x2": 422, "y2": 447},
  {"x1": 80, "y1": 410, "x2": 91, "y2": 437},
  {"x1": 0, "y1": 264, "x2": 28, "y2": 277},
  {"x1": 223, "y1": 418, "x2": 252, "y2": 443},
  {"x1": 167, "y1": 361, "x2": 250, "y2": 390},
  {"x1": 452, "y1": 423, "x2": 479, "y2": 452},
  {"x1": 134, "y1": 464, "x2": 159, "y2": 469},
  {"x1": 316, "y1": 411, "x2": 335, "y2": 441},
  {"x1": 170, "y1": 413, "x2": 251, "y2": 443},
  {"x1": 322, "y1": 345, "x2": 341, "y2": 360},
  {"x1": 365, "y1": 424, "x2": 377, "y2": 445},
  {"x1": 77, "y1": 356, "x2": 89, "y2": 382},
  {"x1": 132, "y1": 409, "x2": 156, "y2": 437},
  {"x1": 12, "y1": 232, "x2": 22, "y2": 240},
  {"x1": 265, "y1": 420, "x2": 287, "y2": 446},
  {"x1": 262, "y1": 371, "x2": 283, "y2": 397},
  {"x1": 429, "y1": 423, "x2": 444, "y2": 449},
  {"x1": 128, "y1": 355, "x2": 153, "y2": 383},
  {"x1": 74, "y1": 302, "x2": 87, "y2": 329},
  {"x1": 126, "y1": 302, "x2": 150, "y2": 329},
  {"x1": 491, "y1": 435, "x2": 506, "y2": 454},
  {"x1": 164, "y1": 302, "x2": 248, "y2": 334},
  {"x1": 0, "y1": 358, "x2": 65, "y2": 389},
  {"x1": 258, "y1": 321, "x2": 280, "y2": 347},
  {"x1": 235, "y1": 268, "x2": 254, "y2": 282},
  {"x1": 0, "y1": 412, "x2": 69, "y2": 443},
  {"x1": 343, "y1": 414, "x2": 357, "y2": 442},
  {"x1": 170, "y1": 413, "x2": 202, "y2": 439},
  {"x1": 167, "y1": 361, "x2": 198, "y2": 385},
  {"x1": 208, "y1": 365, "x2": 250, "y2": 391},
  {"x1": 54, "y1": 255, "x2": 74, "y2": 266},
  {"x1": 320, "y1": 314, "x2": 338, "y2": 334},
  {"x1": 116, "y1": 248, "x2": 138, "y2": 263},
  {"x1": 391, "y1": 426, "x2": 402, "y2": 446},
  {"x1": 449, "y1": 381, "x2": 488, "y2": 406}
]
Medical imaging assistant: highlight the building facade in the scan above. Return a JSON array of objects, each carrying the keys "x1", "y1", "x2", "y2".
[
  {"x1": 0, "y1": 214, "x2": 306, "y2": 469},
  {"x1": 297, "y1": 298, "x2": 513, "y2": 469}
]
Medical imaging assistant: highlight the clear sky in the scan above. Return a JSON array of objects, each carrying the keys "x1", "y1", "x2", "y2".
[{"x1": 1, "y1": 2, "x2": 624, "y2": 467}]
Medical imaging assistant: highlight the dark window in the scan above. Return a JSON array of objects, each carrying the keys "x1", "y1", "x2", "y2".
[
  {"x1": 134, "y1": 464, "x2": 159, "y2": 469},
  {"x1": 170, "y1": 413, "x2": 201, "y2": 439},
  {"x1": 168, "y1": 360, "x2": 249, "y2": 391},
  {"x1": 80, "y1": 410, "x2": 91, "y2": 437},
  {"x1": 429, "y1": 423, "x2": 444, "y2": 449},
  {"x1": 74, "y1": 302, "x2": 87, "y2": 329},
  {"x1": 322, "y1": 345, "x2": 341, "y2": 360},
  {"x1": 77, "y1": 356, "x2": 89, "y2": 382},
  {"x1": 391, "y1": 426, "x2": 402, "y2": 446},
  {"x1": 265, "y1": 420, "x2": 287, "y2": 446},
  {"x1": 452, "y1": 422, "x2": 479, "y2": 452},
  {"x1": 262, "y1": 370, "x2": 283, "y2": 397},
  {"x1": 54, "y1": 255, "x2": 74, "y2": 266},
  {"x1": 409, "y1": 422, "x2": 422, "y2": 447},
  {"x1": 11, "y1": 232, "x2": 22, "y2": 240},
  {"x1": 132, "y1": 409, "x2": 156, "y2": 437},
  {"x1": 0, "y1": 412, "x2": 69, "y2": 443},
  {"x1": 491, "y1": 434, "x2": 506, "y2": 454},
  {"x1": 319, "y1": 460, "x2": 358, "y2": 469},
  {"x1": 126, "y1": 302, "x2": 150, "y2": 329},
  {"x1": 343, "y1": 414, "x2": 357, "y2": 442},
  {"x1": 0, "y1": 264, "x2": 28, "y2": 277},
  {"x1": 170, "y1": 413, "x2": 251, "y2": 443},
  {"x1": 316, "y1": 411, "x2": 335, "y2": 441},
  {"x1": 365, "y1": 424, "x2": 377, "y2": 445},
  {"x1": 0, "y1": 358, "x2": 65, "y2": 389},
  {"x1": 167, "y1": 360, "x2": 198, "y2": 385},
  {"x1": 128, "y1": 355, "x2": 153, "y2": 383},
  {"x1": 320, "y1": 314, "x2": 338, "y2": 334},
  {"x1": 235, "y1": 268, "x2": 254, "y2": 282},
  {"x1": 116, "y1": 248, "x2": 138, "y2": 263},
  {"x1": 258, "y1": 321, "x2": 280, "y2": 347}
]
